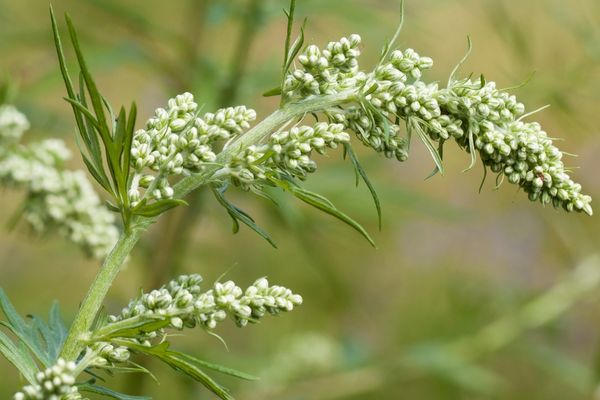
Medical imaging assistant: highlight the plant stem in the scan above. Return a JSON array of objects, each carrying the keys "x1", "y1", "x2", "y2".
[
  {"x1": 59, "y1": 224, "x2": 149, "y2": 361},
  {"x1": 59, "y1": 89, "x2": 357, "y2": 362}
]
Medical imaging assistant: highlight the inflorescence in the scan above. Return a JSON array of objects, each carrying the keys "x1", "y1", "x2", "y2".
[
  {"x1": 110, "y1": 274, "x2": 302, "y2": 334},
  {"x1": 283, "y1": 34, "x2": 592, "y2": 215},
  {"x1": 0, "y1": 105, "x2": 119, "y2": 258},
  {"x1": 128, "y1": 93, "x2": 256, "y2": 205},
  {"x1": 128, "y1": 34, "x2": 592, "y2": 215},
  {"x1": 13, "y1": 358, "x2": 83, "y2": 400}
]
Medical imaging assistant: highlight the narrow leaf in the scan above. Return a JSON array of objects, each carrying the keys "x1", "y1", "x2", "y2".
[
  {"x1": 123, "y1": 102, "x2": 137, "y2": 183},
  {"x1": 378, "y1": 0, "x2": 405, "y2": 65},
  {"x1": 262, "y1": 86, "x2": 282, "y2": 97},
  {"x1": 283, "y1": 18, "x2": 307, "y2": 77},
  {"x1": 282, "y1": 0, "x2": 297, "y2": 74},
  {"x1": 64, "y1": 14, "x2": 111, "y2": 142},
  {"x1": 410, "y1": 119, "x2": 444, "y2": 175},
  {"x1": 133, "y1": 199, "x2": 187, "y2": 218},
  {"x1": 344, "y1": 143, "x2": 382, "y2": 230},
  {"x1": 463, "y1": 124, "x2": 477, "y2": 172},
  {"x1": 448, "y1": 36, "x2": 473, "y2": 86},
  {"x1": 93, "y1": 316, "x2": 170, "y2": 341},
  {"x1": 123, "y1": 342, "x2": 234, "y2": 400},
  {"x1": 211, "y1": 185, "x2": 277, "y2": 248},
  {"x1": 425, "y1": 140, "x2": 445, "y2": 180},
  {"x1": 270, "y1": 177, "x2": 375, "y2": 247},
  {"x1": 173, "y1": 352, "x2": 258, "y2": 381},
  {"x1": 78, "y1": 383, "x2": 151, "y2": 400}
]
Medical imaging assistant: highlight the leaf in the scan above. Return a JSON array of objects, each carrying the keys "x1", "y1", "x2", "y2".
[
  {"x1": 463, "y1": 124, "x2": 477, "y2": 172},
  {"x1": 425, "y1": 140, "x2": 445, "y2": 180},
  {"x1": 133, "y1": 199, "x2": 187, "y2": 218},
  {"x1": 211, "y1": 185, "x2": 277, "y2": 248},
  {"x1": 409, "y1": 119, "x2": 444, "y2": 176},
  {"x1": 378, "y1": 0, "x2": 405, "y2": 65},
  {"x1": 92, "y1": 316, "x2": 170, "y2": 340},
  {"x1": 283, "y1": 18, "x2": 307, "y2": 78},
  {"x1": 343, "y1": 143, "x2": 382, "y2": 230},
  {"x1": 448, "y1": 36, "x2": 473, "y2": 86},
  {"x1": 81, "y1": 154, "x2": 113, "y2": 193},
  {"x1": 78, "y1": 73, "x2": 103, "y2": 167},
  {"x1": 122, "y1": 342, "x2": 236, "y2": 400},
  {"x1": 31, "y1": 302, "x2": 68, "y2": 363},
  {"x1": 78, "y1": 383, "x2": 151, "y2": 400},
  {"x1": 262, "y1": 86, "x2": 282, "y2": 97},
  {"x1": 123, "y1": 102, "x2": 137, "y2": 183},
  {"x1": 0, "y1": 288, "x2": 49, "y2": 366},
  {"x1": 500, "y1": 71, "x2": 536, "y2": 92},
  {"x1": 282, "y1": 0, "x2": 297, "y2": 74},
  {"x1": 0, "y1": 330, "x2": 37, "y2": 384},
  {"x1": 51, "y1": 7, "x2": 114, "y2": 195},
  {"x1": 269, "y1": 177, "x2": 375, "y2": 247},
  {"x1": 0, "y1": 291, "x2": 68, "y2": 369},
  {"x1": 173, "y1": 352, "x2": 258, "y2": 381},
  {"x1": 65, "y1": 14, "x2": 111, "y2": 143}
]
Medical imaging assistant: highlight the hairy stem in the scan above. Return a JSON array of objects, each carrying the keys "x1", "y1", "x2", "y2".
[
  {"x1": 59, "y1": 225, "x2": 148, "y2": 360},
  {"x1": 59, "y1": 89, "x2": 357, "y2": 362}
]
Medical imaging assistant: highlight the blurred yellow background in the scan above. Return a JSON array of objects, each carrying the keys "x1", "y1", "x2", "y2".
[{"x1": 1, "y1": 0, "x2": 599, "y2": 398}]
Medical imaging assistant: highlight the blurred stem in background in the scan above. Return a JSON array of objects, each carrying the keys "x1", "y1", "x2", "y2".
[{"x1": 240, "y1": 256, "x2": 600, "y2": 399}]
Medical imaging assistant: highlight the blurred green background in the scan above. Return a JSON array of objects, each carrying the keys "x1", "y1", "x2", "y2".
[{"x1": 1, "y1": 0, "x2": 600, "y2": 398}]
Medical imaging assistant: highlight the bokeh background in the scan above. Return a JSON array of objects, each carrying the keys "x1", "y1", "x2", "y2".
[{"x1": 1, "y1": 0, "x2": 600, "y2": 398}]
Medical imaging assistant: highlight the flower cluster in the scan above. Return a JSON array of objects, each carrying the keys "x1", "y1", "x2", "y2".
[
  {"x1": 283, "y1": 34, "x2": 363, "y2": 98},
  {"x1": 109, "y1": 274, "x2": 303, "y2": 335},
  {"x1": 0, "y1": 104, "x2": 30, "y2": 144},
  {"x1": 13, "y1": 358, "x2": 83, "y2": 400},
  {"x1": 128, "y1": 93, "x2": 256, "y2": 205},
  {"x1": 222, "y1": 122, "x2": 350, "y2": 189},
  {"x1": 279, "y1": 34, "x2": 592, "y2": 215},
  {"x1": 0, "y1": 138, "x2": 119, "y2": 258},
  {"x1": 93, "y1": 343, "x2": 131, "y2": 365}
]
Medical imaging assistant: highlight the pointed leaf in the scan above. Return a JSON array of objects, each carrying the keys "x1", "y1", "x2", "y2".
[
  {"x1": 133, "y1": 199, "x2": 187, "y2": 218},
  {"x1": 0, "y1": 330, "x2": 37, "y2": 384},
  {"x1": 344, "y1": 143, "x2": 382, "y2": 230},
  {"x1": 262, "y1": 86, "x2": 282, "y2": 97},
  {"x1": 122, "y1": 342, "x2": 234, "y2": 400},
  {"x1": 78, "y1": 383, "x2": 151, "y2": 400},
  {"x1": 448, "y1": 36, "x2": 473, "y2": 86},
  {"x1": 270, "y1": 177, "x2": 375, "y2": 247},
  {"x1": 211, "y1": 185, "x2": 277, "y2": 248},
  {"x1": 378, "y1": 0, "x2": 405, "y2": 65},
  {"x1": 0, "y1": 288, "x2": 49, "y2": 366},
  {"x1": 409, "y1": 119, "x2": 444, "y2": 175},
  {"x1": 172, "y1": 352, "x2": 258, "y2": 381},
  {"x1": 65, "y1": 14, "x2": 111, "y2": 142}
]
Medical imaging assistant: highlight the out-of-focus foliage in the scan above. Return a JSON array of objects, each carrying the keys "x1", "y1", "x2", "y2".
[{"x1": 0, "y1": 0, "x2": 599, "y2": 398}]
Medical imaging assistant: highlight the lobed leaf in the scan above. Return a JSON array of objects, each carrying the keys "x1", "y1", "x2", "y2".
[{"x1": 0, "y1": 330, "x2": 37, "y2": 384}]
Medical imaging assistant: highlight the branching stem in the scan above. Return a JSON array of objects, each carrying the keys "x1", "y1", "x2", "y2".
[{"x1": 59, "y1": 89, "x2": 358, "y2": 361}]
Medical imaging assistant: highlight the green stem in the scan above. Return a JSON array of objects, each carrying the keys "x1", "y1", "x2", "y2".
[
  {"x1": 59, "y1": 225, "x2": 147, "y2": 360},
  {"x1": 59, "y1": 89, "x2": 357, "y2": 361}
]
